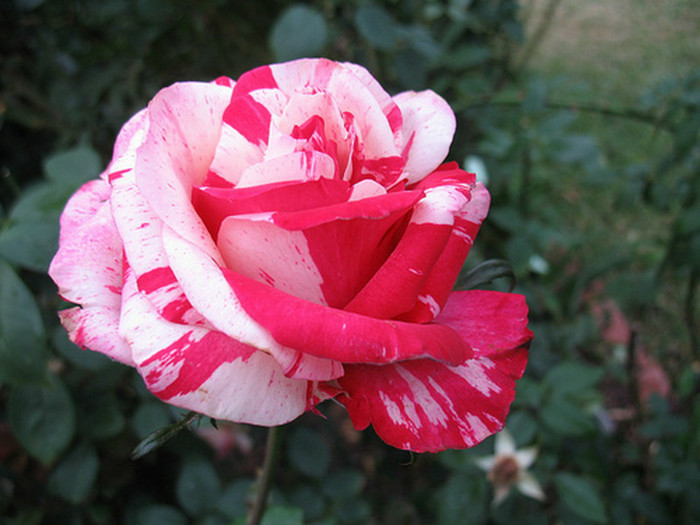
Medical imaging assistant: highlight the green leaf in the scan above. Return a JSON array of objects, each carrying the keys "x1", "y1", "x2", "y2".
[
  {"x1": 77, "y1": 383, "x2": 126, "y2": 440},
  {"x1": 261, "y1": 506, "x2": 304, "y2": 525},
  {"x1": 290, "y1": 484, "x2": 326, "y2": 521},
  {"x1": 335, "y1": 497, "x2": 371, "y2": 523},
  {"x1": 131, "y1": 401, "x2": 173, "y2": 439},
  {"x1": 175, "y1": 457, "x2": 222, "y2": 516},
  {"x1": 131, "y1": 411, "x2": 199, "y2": 459},
  {"x1": 47, "y1": 443, "x2": 99, "y2": 504},
  {"x1": 0, "y1": 221, "x2": 59, "y2": 271},
  {"x1": 133, "y1": 504, "x2": 188, "y2": 525},
  {"x1": 8, "y1": 374, "x2": 76, "y2": 464},
  {"x1": 0, "y1": 260, "x2": 47, "y2": 385},
  {"x1": 512, "y1": 377, "x2": 543, "y2": 408},
  {"x1": 43, "y1": 146, "x2": 102, "y2": 187},
  {"x1": 435, "y1": 472, "x2": 487, "y2": 525},
  {"x1": 504, "y1": 410, "x2": 538, "y2": 447},
  {"x1": 543, "y1": 362, "x2": 604, "y2": 397},
  {"x1": 460, "y1": 259, "x2": 516, "y2": 291},
  {"x1": 269, "y1": 5, "x2": 327, "y2": 62},
  {"x1": 217, "y1": 479, "x2": 254, "y2": 519},
  {"x1": 554, "y1": 473, "x2": 608, "y2": 524},
  {"x1": 287, "y1": 426, "x2": 330, "y2": 478},
  {"x1": 322, "y1": 469, "x2": 365, "y2": 502},
  {"x1": 5, "y1": 182, "x2": 66, "y2": 223},
  {"x1": 540, "y1": 396, "x2": 595, "y2": 436},
  {"x1": 354, "y1": 5, "x2": 400, "y2": 51}
]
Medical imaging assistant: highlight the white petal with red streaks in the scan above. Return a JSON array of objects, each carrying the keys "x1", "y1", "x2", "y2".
[
  {"x1": 349, "y1": 179, "x2": 386, "y2": 200},
  {"x1": 135, "y1": 81, "x2": 230, "y2": 265},
  {"x1": 50, "y1": 180, "x2": 121, "y2": 306},
  {"x1": 161, "y1": 226, "x2": 343, "y2": 381},
  {"x1": 110, "y1": 165, "x2": 204, "y2": 326},
  {"x1": 208, "y1": 123, "x2": 264, "y2": 186},
  {"x1": 236, "y1": 150, "x2": 336, "y2": 189},
  {"x1": 119, "y1": 270, "x2": 312, "y2": 425},
  {"x1": 271, "y1": 59, "x2": 399, "y2": 160},
  {"x1": 48, "y1": 179, "x2": 133, "y2": 364},
  {"x1": 338, "y1": 62, "x2": 403, "y2": 141},
  {"x1": 57, "y1": 307, "x2": 133, "y2": 365},
  {"x1": 218, "y1": 214, "x2": 327, "y2": 305},
  {"x1": 106, "y1": 109, "x2": 149, "y2": 176},
  {"x1": 393, "y1": 90, "x2": 455, "y2": 184}
]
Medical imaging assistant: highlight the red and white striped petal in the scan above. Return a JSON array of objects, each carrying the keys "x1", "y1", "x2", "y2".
[
  {"x1": 340, "y1": 62, "x2": 403, "y2": 139},
  {"x1": 161, "y1": 226, "x2": 343, "y2": 381},
  {"x1": 223, "y1": 268, "x2": 473, "y2": 366},
  {"x1": 393, "y1": 90, "x2": 456, "y2": 184},
  {"x1": 135, "y1": 81, "x2": 231, "y2": 265},
  {"x1": 48, "y1": 179, "x2": 132, "y2": 364},
  {"x1": 218, "y1": 214, "x2": 327, "y2": 305},
  {"x1": 192, "y1": 177, "x2": 351, "y2": 240},
  {"x1": 218, "y1": 190, "x2": 421, "y2": 308},
  {"x1": 236, "y1": 150, "x2": 336, "y2": 189},
  {"x1": 337, "y1": 290, "x2": 531, "y2": 452},
  {"x1": 208, "y1": 122, "x2": 264, "y2": 186},
  {"x1": 336, "y1": 348, "x2": 527, "y2": 452},
  {"x1": 398, "y1": 170, "x2": 490, "y2": 323},
  {"x1": 110, "y1": 163, "x2": 204, "y2": 326},
  {"x1": 57, "y1": 306, "x2": 133, "y2": 365},
  {"x1": 119, "y1": 269, "x2": 312, "y2": 425},
  {"x1": 344, "y1": 179, "x2": 473, "y2": 319},
  {"x1": 269, "y1": 59, "x2": 400, "y2": 161}
]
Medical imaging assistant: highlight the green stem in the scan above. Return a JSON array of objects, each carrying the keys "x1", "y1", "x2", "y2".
[{"x1": 247, "y1": 425, "x2": 283, "y2": 525}]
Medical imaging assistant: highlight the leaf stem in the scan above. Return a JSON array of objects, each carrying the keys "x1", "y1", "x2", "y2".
[{"x1": 247, "y1": 425, "x2": 283, "y2": 525}]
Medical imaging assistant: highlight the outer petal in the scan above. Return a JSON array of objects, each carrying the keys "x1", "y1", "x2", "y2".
[
  {"x1": 110, "y1": 155, "x2": 204, "y2": 327},
  {"x1": 119, "y1": 268, "x2": 313, "y2": 425},
  {"x1": 161, "y1": 226, "x2": 344, "y2": 381},
  {"x1": 223, "y1": 268, "x2": 473, "y2": 366},
  {"x1": 48, "y1": 179, "x2": 133, "y2": 364},
  {"x1": 335, "y1": 291, "x2": 531, "y2": 452},
  {"x1": 435, "y1": 291, "x2": 533, "y2": 356},
  {"x1": 393, "y1": 90, "x2": 456, "y2": 184},
  {"x1": 399, "y1": 177, "x2": 490, "y2": 323},
  {"x1": 135, "y1": 81, "x2": 231, "y2": 265}
]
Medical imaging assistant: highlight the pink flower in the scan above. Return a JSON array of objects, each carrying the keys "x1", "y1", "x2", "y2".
[{"x1": 49, "y1": 58, "x2": 532, "y2": 452}]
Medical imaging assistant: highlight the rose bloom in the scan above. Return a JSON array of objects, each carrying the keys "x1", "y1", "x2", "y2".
[{"x1": 49, "y1": 58, "x2": 532, "y2": 452}]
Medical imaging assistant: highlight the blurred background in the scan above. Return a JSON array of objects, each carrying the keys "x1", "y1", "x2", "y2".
[{"x1": 1, "y1": 1, "x2": 699, "y2": 523}]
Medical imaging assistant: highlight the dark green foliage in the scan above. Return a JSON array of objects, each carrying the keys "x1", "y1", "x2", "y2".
[{"x1": 1, "y1": 1, "x2": 698, "y2": 524}]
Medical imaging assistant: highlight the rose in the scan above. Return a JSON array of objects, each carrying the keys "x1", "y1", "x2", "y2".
[{"x1": 49, "y1": 58, "x2": 532, "y2": 452}]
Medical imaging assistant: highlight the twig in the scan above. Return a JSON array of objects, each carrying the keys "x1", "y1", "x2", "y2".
[{"x1": 247, "y1": 425, "x2": 284, "y2": 525}]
